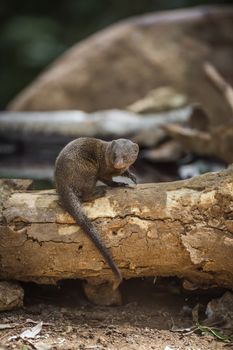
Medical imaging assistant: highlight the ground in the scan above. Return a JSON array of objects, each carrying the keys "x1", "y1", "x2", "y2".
[{"x1": 0, "y1": 278, "x2": 232, "y2": 350}]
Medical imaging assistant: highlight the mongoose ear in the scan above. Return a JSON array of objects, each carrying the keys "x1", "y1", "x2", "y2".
[
  {"x1": 111, "y1": 140, "x2": 117, "y2": 149},
  {"x1": 110, "y1": 141, "x2": 117, "y2": 163}
]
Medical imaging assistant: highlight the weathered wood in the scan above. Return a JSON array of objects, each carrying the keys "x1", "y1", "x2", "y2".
[{"x1": 1, "y1": 168, "x2": 233, "y2": 290}]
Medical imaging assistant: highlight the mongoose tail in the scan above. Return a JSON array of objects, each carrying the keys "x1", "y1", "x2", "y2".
[{"x1": 60, "y1": 187, "x2": 122, "y2": 287}]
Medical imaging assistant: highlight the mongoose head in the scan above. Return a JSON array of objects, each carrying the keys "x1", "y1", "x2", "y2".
[{"x1": 108, "y1": 139, "x2": 139, "y2": 170}]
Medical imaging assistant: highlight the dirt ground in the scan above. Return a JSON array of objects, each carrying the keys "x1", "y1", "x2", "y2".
[{"x1": 0, "y1": 278, "x2": 232, "y2": 350}]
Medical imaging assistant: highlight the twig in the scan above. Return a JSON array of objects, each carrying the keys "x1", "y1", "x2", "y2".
[{"x1": 204, "y1": 62, "x2": 233, "y2": 113}]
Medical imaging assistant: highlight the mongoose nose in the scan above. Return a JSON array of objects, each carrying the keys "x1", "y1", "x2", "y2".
[{"x1": 113, "y1": 161, "x2": 126, "y2": 169}]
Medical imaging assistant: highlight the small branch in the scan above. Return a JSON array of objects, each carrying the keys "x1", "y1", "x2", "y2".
[{"x1": 204, "y1": 62, "x2": 233, "y2": 113}]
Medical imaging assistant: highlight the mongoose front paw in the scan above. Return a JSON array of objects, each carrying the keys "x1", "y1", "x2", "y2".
[
  {"x1": 115, "y1": 182, "x2": 129, "y2": 187},
  {"x1": 129, "y1": 173, "x2": 137, "y2": 184}
]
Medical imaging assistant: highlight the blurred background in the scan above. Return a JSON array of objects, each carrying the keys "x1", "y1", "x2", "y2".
[
  {"x1": 1, "y1": 0, "x2": 233, "y2": 186},
  {"x1": 1, "y1": 0, "x2": 232, "y2": 109}
]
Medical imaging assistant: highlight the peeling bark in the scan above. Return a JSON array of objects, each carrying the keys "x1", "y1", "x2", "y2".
[{"x1": 1, "y1": 169, "x2": 233, "y2": 290}]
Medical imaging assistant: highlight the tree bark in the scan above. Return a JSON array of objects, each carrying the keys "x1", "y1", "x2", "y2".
[{"x1": 1, "y1": 168, "x2": 233, "y2": 290}]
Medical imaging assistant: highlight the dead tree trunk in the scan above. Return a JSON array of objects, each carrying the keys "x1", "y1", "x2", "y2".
[{"x1": 1, "y1": 168, "x2": 233, "y2": 292}]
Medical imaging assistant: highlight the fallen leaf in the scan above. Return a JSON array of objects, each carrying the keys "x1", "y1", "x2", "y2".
[{"x1": 20, "y1": 321, "x2": 43, "y2": 339}]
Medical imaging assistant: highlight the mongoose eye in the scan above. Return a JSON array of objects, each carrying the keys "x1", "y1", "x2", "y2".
[{"x1": 112, "y1": 152, "x2": 117, "y2": 163}]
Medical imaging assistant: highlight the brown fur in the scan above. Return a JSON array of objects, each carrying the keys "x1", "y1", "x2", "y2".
[{"x1": 54, "y1": 137, "x2": 139, "y2": 287}]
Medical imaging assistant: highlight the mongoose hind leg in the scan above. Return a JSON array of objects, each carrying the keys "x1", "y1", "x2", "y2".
[
  {"x1": 82, "y1": 186, "x2": 106, "y2": 202},
  {"x1": 102, "y1": 179, "x2": 128, "y2": 188}
]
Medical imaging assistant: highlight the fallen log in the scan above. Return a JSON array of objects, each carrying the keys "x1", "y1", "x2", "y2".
[
  {"x1": 0, "y1": 107, "x2": 191, "y2": 143},
  {"x1": 1, "y1": 168, "x2": 233, "y2": 299}
]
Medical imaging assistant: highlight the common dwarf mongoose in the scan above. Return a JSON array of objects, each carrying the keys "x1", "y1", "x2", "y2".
[{"x1": 55, "y1": 137, "x2": 139, "y2": 287}]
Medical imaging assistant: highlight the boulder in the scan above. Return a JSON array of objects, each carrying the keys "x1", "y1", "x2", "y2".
[{"x1": 8, "y1": 6, "x2": 233, "y2": 126}]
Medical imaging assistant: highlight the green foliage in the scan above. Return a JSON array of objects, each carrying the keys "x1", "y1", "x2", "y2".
[
  {"x1": 192, "y1": 303, "x2": 233, "y2": 343},
  {"x1": 2, "y1": 16, "x2": 65, "y2": 67},
  {"x1": 197, "y1": 324, "x2": 232, "y2": 343}
]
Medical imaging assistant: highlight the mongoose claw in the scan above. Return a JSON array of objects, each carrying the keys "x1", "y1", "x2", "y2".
[
  {"x1": 129, "y1": 173, "x2": 137, "y2": 184},
  {"x1": 115, "y1": 182, "x2": 129, "y2": 187}
]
